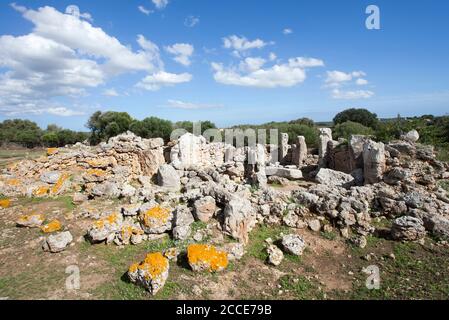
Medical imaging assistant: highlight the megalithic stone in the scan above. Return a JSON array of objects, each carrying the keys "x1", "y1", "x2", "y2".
[
  {"x1": 363, "y1": 140, "x2": 386, "y2": 184},
  {"x1": 279, "y1": 133, "x2": 289, "y2": 164},
  {"x1": 291, "y1": 136, "x2": 307, "y2": 167},
  {"x1": 318, "y1": 128, "x2": 332, "y2": 167}
]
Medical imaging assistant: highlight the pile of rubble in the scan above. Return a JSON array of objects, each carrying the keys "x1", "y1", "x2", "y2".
[{"x1": 1, "y1": 127, "x2": 449, "y2": 295}]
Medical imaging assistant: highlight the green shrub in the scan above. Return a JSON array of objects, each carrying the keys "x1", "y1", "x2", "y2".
[{"x1": 334, "y1": 121, "x2": 374, "y2": 140}]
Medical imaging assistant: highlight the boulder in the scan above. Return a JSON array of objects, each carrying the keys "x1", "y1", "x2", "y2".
[
  {"x1": 401, "y1": 130, "x2": 419, "y2": 143},
  {"x1": 391, "y1": 216, "x2": 426, "y2": 241},
  {"x1": 128, "y1": 252, "x2": 169, "y2": 295},
  {"x1": 157, "y1": 164, "x2": 180, "y2": 190},
  {"x1": 363, "y1": 140, "x2": 386, "y2": 184},
  {"x1": 43, "y1": 231, "x2": 73, "y2": 253},
  {"x1": 139, "y1": 205, "x2": 173, "y2": 234},
  {"x1": 281, "y1": 234, "x2": 306, "y2": 256},
  {"x1": 265, "y1": 167, "x2": 303, "y2": 179},
  {"x1": 40, "y1": 171, "x2": 61, "y2": 184},
  {"x1": 87, "y1": 212, "x2": 123, "y2": 242},
  {"x1": 193, "y1": 196, "x2": 216, "y2": 222},
  {"x1": 172, "y1": 205, "x2": 194, "y2": 240},
  {"x1": 17, "y1": 214, "x2": 45, "y2": 228},
  {"x1": 223, "y1": 197, "x2": 257, "y2": 243},
  {"x1": 315, "y1": 168, "x2": 355, "y2": 188},
  {"x1": 267, "y1": 244, "x2": 284, "y2": 266},
  {"x1": 187, "y1": 244, "x2": 228, "y2": 272}
]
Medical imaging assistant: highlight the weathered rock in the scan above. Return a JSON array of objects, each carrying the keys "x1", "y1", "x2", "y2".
[
  {"x1": 265, "y1": 167, "x2": 303, "y2": 179},
  {"x1": 281, "y1": 234, "x2": 306, "y2": 256},
  {"x1": 193, "y1": 196, "x2": 216, "y2": 222},
  {"x1": 157, "y1": 164, "x2": 180, "y2": 190},
  {"x1": 308, "y1": 219, "x2": 321, "y2": 232},
  {"x1": 72, "y1": 192, "x2": 88, "y2": 205},
  {"x1": 391, "y1": 216, "x2": 426, "y2": 241},
  {"x1": 16, "y1": 214, "x2": 45, "y2": 228},
  {"x1": 223, "y1": 242, "x2": 245, "y2": 261},
  {"x1": 401, "y1": 130, "x2": 419, "y2": 143},
  {"x1": 139, "y1": 205, "x2": 173, "y2": 234},
  {"x1": 318, "y1": 128, "x2": 332, "y2": 166},
  {"x1": 43, "y1": 231, "x2": 73, "y2": 253},
  {"x1": 223, "y1": 197, "x2": 256, "y2": 243},
  {"x1": 172, "y1": 205, "x2": 194, "y2": 240},
  {"x1": 87, "y1": 212, "x2": 123, "y2": 242},
  {"x1": 128, "y1": 252, "x2": 169, "y2": 295},
  {"x1": 279, "y1": 133, "x2": 290, "y2": 164},
  {"x1": 267, "y1": 244, "x2": 284, "y2": 266},
  {"x1": 384, "y1": 167, "x2": 413, "y2": 185},
  {"x1": 363, "y1": 140, "x2": 386, "y2": 184},
  {"x1": 291, "y1": 136, "x2": 307, "y2": 167},
  {"x1": 40, "y1": 171, "x2": 61, "y2": 184},
  {"x1": 315, "y1": 168, "x2": 355, "y2": 188},
  {"x1": 91, "y1": 181, "x2": 121, "y2": 198},
  {"x1": 187, "y1": 244, "x2": 228, "y2": 272}
]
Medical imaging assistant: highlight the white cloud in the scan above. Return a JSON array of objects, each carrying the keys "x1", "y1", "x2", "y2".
[
  {"x1": 136, "y1": 71, "x2": 192, "y2": 91},
  {"x1": 356, "y1": 78, "x2": 368, "y2": 86},
  {"x1": 103, "y1": 88, "x2": 119, "y2": 97},
  {"x1": 152, "y1": 0, "x2": 169, "y2": 10},
  {"x1": 332, "y1": 88, "x2": 374, "y2": 99},
  {"x1": 65, "y1": 5, "x2": 93, "y2": 22},
  {"x1": 283, "y1": 28, "x2": 293, "y2": 35},
  {"x1": 211, "y1": 56, "x2": 323, "y2": 88},
  {"x1": 184, "y1": 16, "x2": 199, "y2": 27},
  {"x1": 0, "y1": 5, "x2": 187, "y2": 116},
  {"x1": 46, "y1": 107, "x2": 85, "y2": 116},
  {"x1": 269, "y1": 52, "x2": 277, "y2": 61},
  {"x1": 166, "y1": 99, "x2": 222, "y2": 110},
  {"x1": 223, "y1": 35, "x2": 270, "y2": 57},
  {"x1": 289, "y1": 57, "x2": 325, "y2": 68},
  {"x1": 138, "y1": 5, "x2": 153, "y2": 15},
  {"x1": 165, "y1": 43, "x2": 194, "y2": 66},
  {"x1": 325, "y1": 70, "x2": 353, "y2": 85}
]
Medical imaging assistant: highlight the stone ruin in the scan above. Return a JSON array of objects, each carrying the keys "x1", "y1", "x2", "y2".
[{"x1": 1, "y1": 128, "x2": 449, "y2": 294}]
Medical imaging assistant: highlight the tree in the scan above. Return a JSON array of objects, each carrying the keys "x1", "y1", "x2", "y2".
[
  {"x1": 334, "y1": 121, "x2": 374, "y2": 140},
  {"x1": 130, "y1": 117, "x2": 173, "y2": 141},
  {"x1": 289, "y1": 117, "x2": 315, "y2": 127},
  {"x1": 86, "y1": 111, "x2": 133, "y2": 144},
  {"x1": 42, "y1": 132, "x2": 59, "y2": 147},
  {"x1": 333, "y1": 108, "x2": 379, "y2": 129}
]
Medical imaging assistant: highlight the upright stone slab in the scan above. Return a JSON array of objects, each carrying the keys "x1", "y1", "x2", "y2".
[
  {"x1": 279, "y1": 133, "x2": 289, "y2": 164},
  {"x1": 363, "y1": 140, "x2": 386, "y2": 184},
  {"x1": 291, "y1": 136, "x2": 307, "y2": 167},
  {"x1": 318, "y1": 128, "x2": 332, "y2": 167}
]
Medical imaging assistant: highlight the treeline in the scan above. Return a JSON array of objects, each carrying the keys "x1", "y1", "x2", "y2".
[
  {"x1": 0, "y1": 119, "x2": 89, "y2": 148},
  {"x1": 86, "y1": 111, "x2": 216, "y2": 145}
]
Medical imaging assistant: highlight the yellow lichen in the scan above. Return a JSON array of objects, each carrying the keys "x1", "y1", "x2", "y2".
[
  {"x1": 138, "y1": 252, "x2": 169, "y2": 280},
  {"x1": 121, "y1": 225, "x2": 143, "y2": 239},
  {"x1": 141, "y1": 206, "x2": 170, "y2": 227},
  {"x1": 40, "y1": 219, "x2": 62, "y2": 233},
  {"x1": 47, "y1": 148, "x2": 58, "y2": 156},
  {"x1": 93, "y1": 212, "x2": 120, "y2": 229},
  {"x1": 33, "y1": 186, "x2": 49, "y2": 197},
  {"x1": 0, "y1": 199, "x2": 11, "y2": 208},
  {"x1": 6, "y1": 178, "x2": 20, "y2": 186},
  {"x1": 87, "y1": 159, "x2": 110, "y2": 168},
  {"x1": 17, "y1": 213, "x2": 45, "y2": 225},
  {"x1": 86, "y1": 169, "x2": 107, "y2": 177},
  {"x1": 128, "y1": 263, "x2": 139, "y2": 274},
  {"x1": 50, "y1": 172, "x2": 70, "y2": 195},
  {"x1": 187, "y1": 244, "x2": 228, "y2": 272}
]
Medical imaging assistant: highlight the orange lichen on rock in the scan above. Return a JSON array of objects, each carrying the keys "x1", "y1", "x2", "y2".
[
  {"x1": 0, "y1": 199, "x2": 11, "y2": 208},
  {"x1": 187, "y1": 244, "x2": 228, "y2": 272},
  {"x1": 40, "y1": 219, "x2": 62, "y2": 233},
  {"x1": 50, "y1": 172, "x2": 70, "y2": 195},
  {"x1": 33, "y1": 186, "x2": 49, "y2": 197},
  {"x1": 17, "y1": 213, "x2": 45, "y2": 227},
  {"x1": 6, "y1": 178, "x2": 20, "y2": 186},
  {"x1": 94, "y1": 212, "x2": 120, "y2": 229},
  {"x1": 137, "y1": 252, "x2": 169, "y2": 280},
  {"x1": 87, "y1": 159, "x2": 111, "y2": 168},
  {"x1": 121, "y1": 225, "x2": 143, "y2": 239},
  {"x1": 47, "y1": 148, "x2": 58, "y2": 156},
  {"x1": 87, "y1": 169, "x2": 107, "y2": 177},
  {"x1": 141, "y1": 206, "x2": 170, "y2": 227}
]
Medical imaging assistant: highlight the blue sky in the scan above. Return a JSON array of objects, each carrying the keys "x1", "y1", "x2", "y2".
[{"x1": 0, "y1": 0, "x2": 448, "y2": 131}]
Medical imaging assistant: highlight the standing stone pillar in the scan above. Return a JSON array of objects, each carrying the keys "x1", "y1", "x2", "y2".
[
  {"x1": 363, "y1": 140, "x2": 386, "y2": 184},
  {"x1": 279, "y1": 133, "x2": 289, "y2": 164},
  {"x1": 291, "y1": 136, "x2": 307, "y2": 167},
  {"x1": 318, "y1": 128, "x2": 332, "y2": 167}
]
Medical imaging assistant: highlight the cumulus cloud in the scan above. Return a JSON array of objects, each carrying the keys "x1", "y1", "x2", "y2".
[
  {"x1": 165, "y1": 99, "x2": 222, "y2": 109},
  {"x1": 211, "y1": 55, "x2": 323, "y2": 88},
  {"x1": 324, "y1": 70, "x2": 373, "y2": 99},
  {"x1": 184, "y1": 16, "x2": 199, "y2": 27},
  {"x1": 0, "y1": 5, "x2": 189, "y2": 116},
  {"x1": 136, "y1": 72, "x2": 192, "y2": 91},
  {"x1": 331, "y1": 88, "x2": 374, "y2": 99},
  {"x1": 138, "y1": 5, "x2": 153, "y2": 15},
  {"x1": 283, "y1": 28, "x2": 293, "y2": 35},
  {"x1": 222, "y1": 35, "x2": 270, "y2": 57},
  {"x1": 165, "y1": 43, "x2": 194, "y2": 66},
  {"x1": 269, "y1": 52, "x2": 277, "y2": 61},
  {"x1": 102, "y1": 88, "x2": 119, "y2": 97},
  {"x1": 152, "y1": 0, "x2": 169, "y2": 10},
  {"x1": 65, "y1": 5, "x2": 93, "y2": 22}
]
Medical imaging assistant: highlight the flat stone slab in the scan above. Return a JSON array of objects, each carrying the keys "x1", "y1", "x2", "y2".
[{"x1": 265, "y1": 167, "x2": 303, "y2": 179}]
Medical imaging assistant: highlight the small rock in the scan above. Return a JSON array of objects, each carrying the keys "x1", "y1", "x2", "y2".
[
  {"x1": 281, "y1": 234, "x2": 306, "y2": 256},
  {"x1": 267, "y1": 244, "x2": 284, "y2": 266},
  {"x1": 43, "y1": 231, "x2": 73, "y2": 253}
]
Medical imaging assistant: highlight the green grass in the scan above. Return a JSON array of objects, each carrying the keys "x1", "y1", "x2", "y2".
[
  {"x1": 245, "y1": 225, "x2": 289, "y2": 261},
  {"x1": 438, "y1": 180, "x2": 449, "y2": 195},
  {"x1": 278, "y1": 275, "x2": 324, "y2": 300},
  {"x1": 321, "y1": 231, "x2": 337, "y2": 241}
]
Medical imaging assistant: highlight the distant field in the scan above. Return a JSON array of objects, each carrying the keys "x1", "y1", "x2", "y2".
[{"x1": 0, "y1": 149, "x2": 45, "y2": 168}]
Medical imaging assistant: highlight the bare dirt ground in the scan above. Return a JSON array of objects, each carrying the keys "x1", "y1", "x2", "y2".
[{"x1": 1, "y1": 151, "x2": 449, "y2": 300}]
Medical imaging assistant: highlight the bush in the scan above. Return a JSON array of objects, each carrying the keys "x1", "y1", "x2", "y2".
[
  {"x1": 130, "y1": 117, "x2": 173, "y2": 141},
  {"x1": 334, "y1": 121, "x2": 374, "y2": 140},
  {"x1": 86, "y1": 111, "x2": 133, "y2": 144},
  {"x1": 333, "y1": 108, "x2": 378, "y2": 129}
]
